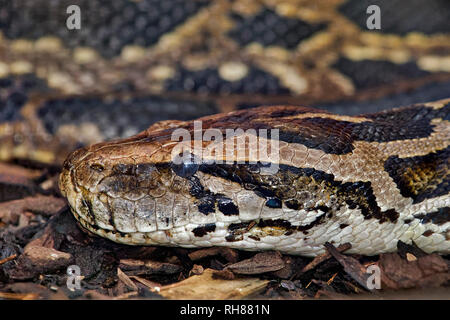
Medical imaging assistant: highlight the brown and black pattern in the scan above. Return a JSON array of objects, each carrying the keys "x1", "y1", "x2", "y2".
[
  {"x1": 384, "y1": 146, "x2": 449, "y2": 204},
  {"x1": 414, "y1": 207, "x2": 450, "y2": 226},
  {"x1": 199, "y1": 162, "x2": 400, "y2": 224},
  {"x1": 187, "y1": 175, "x2": 240, "y2": 216}
]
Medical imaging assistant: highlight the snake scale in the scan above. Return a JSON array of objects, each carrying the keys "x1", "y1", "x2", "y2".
[{"x1": 1, "y1": 0, "x2": 450, "y2": 256}]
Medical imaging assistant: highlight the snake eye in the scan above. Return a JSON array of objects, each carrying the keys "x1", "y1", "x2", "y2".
[
  {"x1": 171, "y1": 154, "x2": 199, "y2": 178},
  {"x1": 90, "y1": 163, "x2": 104, "y2": 172}
]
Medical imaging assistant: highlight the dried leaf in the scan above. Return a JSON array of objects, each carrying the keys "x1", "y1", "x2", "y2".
[
  {"x1": 159, "y1": 268, "x2": 268, "y2": 299},
  {"x1": 7, "y1": 246, "x2": 74, "y2": 280},
  {"x1": 0, "y1": 169, "x2": 37, "y2": 202}
]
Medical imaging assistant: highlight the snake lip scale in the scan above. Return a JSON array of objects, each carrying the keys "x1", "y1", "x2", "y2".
[{"x1": 59, "y1": 99, "x2": 450, "y2": 257}]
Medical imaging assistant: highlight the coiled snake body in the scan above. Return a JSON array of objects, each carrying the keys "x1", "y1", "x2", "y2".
[{"x1": 59, "y1": 99, "x2": 450, "y2": 256}]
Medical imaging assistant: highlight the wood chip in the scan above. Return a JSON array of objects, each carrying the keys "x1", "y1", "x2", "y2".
[
  {"x1": 271, "y1": 255, "x2": 306, "y2": 279},
  {"x1": 117, "y1": 267, "x2": 138, "y2": 291},
  {"x1": 8, "y1": 246, "x2": 74, "y2": 280},
  {"x1": 0, "y1": 163, "x2": 42, "y2": 180},
  {"x1": 0, "y1": 170, "x2": 37, "y2": 202},
  {"x1": 0, "y1": 292, "x2": 39, "y2": 300},
  {"x1": 0, "y1": 195, "x2": 67, "y2": 224},
  {"x1": 0, "y1": 253, "x2": 17, "y2": 266},
  {"x1": 119, "y1": 258, "x2": 182, "y2": 276},
  {"x1": 225, "y1": 251, "x2": 285, "y2": 275},
  {"x1": 188, "y1": 247, "x2": 239, "y2": 263},
  {"x1": 379, "y1": 253, "x2": 450, "y2": 289},
  {"x1": 406, "y1": 253, "x2": 418, "y2": 262},
  {"x1": 299, "y1": 243, "x2": 352, "y2": 274},
  {"x1": 324, "y1": 242, "x2": 372, "y2": 291},
  {"x1": 128, "y1": 275, "x2": 161, "y2": 291},
  {"x1": 212, "y1": 269, "x2": 235, "y2": 280}
]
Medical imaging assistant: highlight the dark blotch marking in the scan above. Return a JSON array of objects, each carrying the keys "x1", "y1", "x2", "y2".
[
  {"x1": 217, "y1": 196, "x2": 240, "y2": 215},
  {"x1": 1, "y1": 74, "x2": 49, "y2": 123},
  {"x1": 384, "y1": 147, "x2": 449, "y2": 204},
  {"x1": 170, "y1": 157, "x2": 199, "y2": 178},
  {"x1": 188, "y1": 176, "x2": 239, "y2": 216},
  {"x1": 414, "y1": 207, "x2": 450, "y2": 226},
  {"x1": 256, "y1": 215, "x2": 327, "y2": 234},
  {"x1": 188, "y1": 176, "x2": 205, "y2": 197},
  {"x1": 196, "y1": 196, "x2": 216, "y2": 215},
  {"x1": 285, "y1": 199, "x2": 301, "y2": 210},
  {"x1": 381, "y1": 209, "x2": 400, "y2": 223},
  {"x1": 269, "y1": 104, "x2": 449, "y2": 154},
  {"x1": 273, "y1": 117, "x2": 355, "y2": 154},
  {"x1": 339, "y1": 223, "x2": 349, "y2": 229},
  {"x1": 200, "y1": 162, "x2": 399, "y2": 223},
  {"x1": 265, "y1": 198, "x2": 282, "y2": 208},
  {"x1": 352, "y1": 104, "x2": 450, "y2": 142},
  {"x1": 315, "y1": 205, "x2": 331, "y2": 213},
  {"x1": 228, "y1": 222, "x2": 252, "y2": 231},
  {"x1": 226, "y1": 221, "x2": 256, "y2": 241},
  {"x1": 192, "y1": 223, "x2": 216, "y2": 237},
  {"x1": 225, "y1": 234, "x2": 243, "y2": 242},
  {"x1": 422, "y1": 230, "x2": 434, "y2": 237},
  {"x1": 258, "y1": 219, "x2": 292, "y2": 229}
]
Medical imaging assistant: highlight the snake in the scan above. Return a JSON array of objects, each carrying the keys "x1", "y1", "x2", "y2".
[
  {"x1": 0, "y1": 0, "x2": 450, "y2": 256},
  {"x1": 59, "y1": 99, "x2": 450, "y2": 256}
]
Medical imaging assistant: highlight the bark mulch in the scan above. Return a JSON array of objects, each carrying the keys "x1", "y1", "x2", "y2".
[{"x1": 0, "y1": 161, "x2": 449, "y2": 300}]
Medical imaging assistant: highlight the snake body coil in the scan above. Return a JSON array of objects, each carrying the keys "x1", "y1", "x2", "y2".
[{"x1": 60, "y1": 99, "x2": 450, "y2": 256}]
